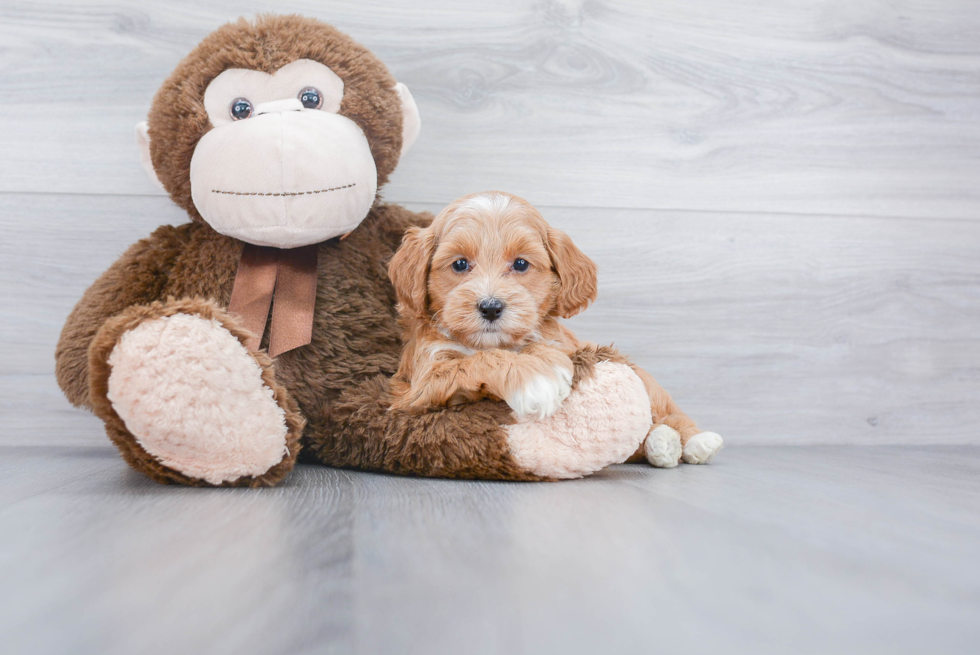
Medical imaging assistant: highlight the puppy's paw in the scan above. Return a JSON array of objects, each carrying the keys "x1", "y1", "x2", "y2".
[
  {"x1": 681, "y1": 431, "x2": 723, "y2": 464},
  {"x1": 644, "y1": 424, "x2": 682, "y2": 468},
  {"x1": 553, "y1": 364, "x2": 573, "y2": 401},
  {"x1": 507, "y1": 365, "x2": 573, "y2": 421}
]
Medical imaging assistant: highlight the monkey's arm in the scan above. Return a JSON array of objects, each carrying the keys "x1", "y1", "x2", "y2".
[
  {"x1": 55, "y1": 224, "x2": 191, "y2": 408},
  {"x1": 307, "y1": 345, "x2": 651, "y2": 481}
]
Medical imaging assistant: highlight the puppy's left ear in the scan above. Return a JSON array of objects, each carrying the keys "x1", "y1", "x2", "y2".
[
  {"x1": 389, "y1": 225, "x2": 435, "y2": 318},
  {"x1": 546, "y1": 227, "x2": 598, "y2": 318}
]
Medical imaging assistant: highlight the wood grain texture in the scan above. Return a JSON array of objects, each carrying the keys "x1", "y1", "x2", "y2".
[
  {"x1": 1, "y1": 444, "x2": 978, "y2": 654},
  {"x1": 3, "y1": 193, "x2": 978, "y2": 447},
  {"x1": 0, "y1": 0, "x2": 978, "y2": 218}
]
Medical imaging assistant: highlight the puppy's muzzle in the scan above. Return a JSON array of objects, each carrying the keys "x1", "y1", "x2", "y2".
[{"x1": 478, "y1": 298, "x2": 505, "y2": 322}]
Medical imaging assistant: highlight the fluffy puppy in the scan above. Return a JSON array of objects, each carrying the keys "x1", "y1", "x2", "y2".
[{"x1": 387, "y1": 191, "x2": 722, "y2": 467}]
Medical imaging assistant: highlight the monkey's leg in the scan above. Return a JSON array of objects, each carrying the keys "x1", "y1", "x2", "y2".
[
  {"x1": 304, "y1": 347, "x2": 652, "y2": 480},
  {"x1": 627, "y1": 367, "x2": 723, "y2": 468},
  {"x1": 87, "y1": 298, "x2": 304, "y2": 487}
]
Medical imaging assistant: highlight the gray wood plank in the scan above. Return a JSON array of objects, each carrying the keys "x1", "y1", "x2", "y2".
[
  {"x1": 3, "y1": 193, "x2": 978, "y2": 446},
  {"x1": 1, "y1": 444, "x2": 978, "y2": 654},
  {"x1": 0, "y1": 1, "x2": 978, "y2": 218}
]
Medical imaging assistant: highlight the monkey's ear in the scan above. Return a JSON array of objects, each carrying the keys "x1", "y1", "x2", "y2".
[
  {"x1": 395, "y1": 83, "x2": 421, "y2": 158},
  {"x1": 388, "y1": 225, "x2": 435, "y2": 319},
  {"x1": 135, "y1": 122, "x2": 166, "y2": 191},
  {"x1": 546, "y1": 227, "x2": 598, "y2": 318}
]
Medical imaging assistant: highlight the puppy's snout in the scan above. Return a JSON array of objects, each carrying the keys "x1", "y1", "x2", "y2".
[{"x1": 478, "y1": 298, "x2": 505, "y2": 322}]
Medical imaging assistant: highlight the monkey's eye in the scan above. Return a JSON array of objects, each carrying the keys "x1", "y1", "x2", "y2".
[
  {"x1": 513, "y1": 258, "x2": 530, "y2": 272},
  {"x1": 298, "y1": 86, "x2": 323, "y2": 110},
  {"x1": 452, "y1": 258, "x2": 469, "y2": 273},
  {"x1": 229, "y1": 98, "x2": 253, "y2": 120}
]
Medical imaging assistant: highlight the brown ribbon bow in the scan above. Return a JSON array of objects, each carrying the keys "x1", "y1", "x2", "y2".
[{"x1": 227, "y1": 243, "x2": 319, "y2": 358}]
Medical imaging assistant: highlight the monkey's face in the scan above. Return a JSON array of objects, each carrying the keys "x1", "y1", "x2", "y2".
[
  {"x1": 184, "y1": 59, "x2": 376, "y2": 248},
  {"x1": 138, "y1": 16, "x2": 421, "y2": 249}
]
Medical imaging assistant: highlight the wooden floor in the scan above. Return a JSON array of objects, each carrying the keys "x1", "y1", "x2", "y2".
[{"x1": 1, "y1": 444, "x2": 978, "y2": 654}]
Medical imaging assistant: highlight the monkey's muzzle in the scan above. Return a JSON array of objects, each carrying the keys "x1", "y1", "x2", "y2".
[{"x1": 190, "y1": 105, "x2": 378, "y2": 248}]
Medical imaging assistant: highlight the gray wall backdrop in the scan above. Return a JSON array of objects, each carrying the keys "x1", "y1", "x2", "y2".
[{"x1": 2, "y1": 0, "x2": 978, "y2": 447}]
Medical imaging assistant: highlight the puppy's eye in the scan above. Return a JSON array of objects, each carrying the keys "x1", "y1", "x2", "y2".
[
  {"x1": 513, "y1": 258, "x2": 530, "y2": 272},
  {"x1": 298, "y1": 87, "x2": 323, "y2": 110},
  {"x1": 452, "y1": 258, "x2": 469, "y2": 273},
  {"x1": 230, "y1": 98, "x2": 253, "y2": 120}
]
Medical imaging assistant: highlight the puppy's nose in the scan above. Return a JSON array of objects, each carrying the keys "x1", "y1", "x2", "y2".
[{"x1": 478, "y1": 298, "x2": 505, "y2": 322}]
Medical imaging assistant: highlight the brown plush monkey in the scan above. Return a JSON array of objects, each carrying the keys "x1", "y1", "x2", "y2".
[{"x1": 55, "y1": 15, "x2": 677, "y2": 487}]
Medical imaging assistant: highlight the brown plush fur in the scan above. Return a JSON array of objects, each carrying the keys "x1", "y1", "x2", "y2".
[
  {"x1": 57, "y1": 15, "x2": 640, "y2": 485},
  {"x1": 55, "y1": 15, "x2": 662, "y2": 485}
]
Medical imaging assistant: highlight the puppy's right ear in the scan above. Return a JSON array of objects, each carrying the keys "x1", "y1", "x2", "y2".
[
  {"x1": 388, "y1": 226, "x2": 436, "y2": 318},
  {"x1": 546, "y1": 227, "x2": 598, "y2": 318}
]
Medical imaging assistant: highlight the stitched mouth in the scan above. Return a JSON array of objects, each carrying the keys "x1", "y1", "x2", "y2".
[{"x1": 211, "y1": 183, "x2": 356, "y2": 197}]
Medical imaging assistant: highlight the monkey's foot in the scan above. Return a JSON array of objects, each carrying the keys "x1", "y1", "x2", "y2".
[
  {"x1": 92, "y1": 300, "x2": 304, "y2": 486},
  {"x1": 506, "y1": 361, "x2": 652, "y2": 479},
  {"x1": 644, "y1": 424, "x2": 683, "y2": 468},
  {"x1": 682, "y1": 431, "x2": 724, "y2": 464}
]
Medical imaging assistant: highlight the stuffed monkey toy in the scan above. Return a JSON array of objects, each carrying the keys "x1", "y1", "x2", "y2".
[{"x1": 55, "y1": 15, "x2": 701, "y2": 487}]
